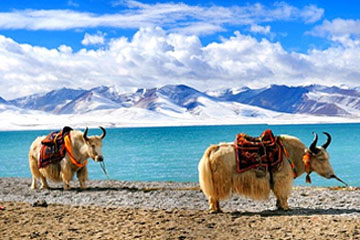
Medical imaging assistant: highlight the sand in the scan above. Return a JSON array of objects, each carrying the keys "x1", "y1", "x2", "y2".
[{"x1": 1, "y1": 177, "x2": 360, "y2": 239}]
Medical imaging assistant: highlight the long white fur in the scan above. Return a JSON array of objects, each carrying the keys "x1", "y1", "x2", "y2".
[{"x1": 198, "y1": 135, "x2": 335, "y2": 212}]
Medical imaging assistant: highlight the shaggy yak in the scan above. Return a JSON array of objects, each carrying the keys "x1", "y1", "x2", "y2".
[
  {"x1": 198, "y1": 131, "x2": 347, "y2": 213},
  {"x1": 29, "y1": 127, "x2": 106, "y2": 190}
]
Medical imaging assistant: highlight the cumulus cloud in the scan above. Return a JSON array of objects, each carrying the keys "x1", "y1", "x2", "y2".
[
  {"x1": 1, "y1": 27, "x2": 360, "y2": 99},
  {"x1": 0, "y1": 1, "x2": 323, "y2": 35},
  {"x1": 309, "y1": 18, "x2": 360, "y2": 47},
  {"x1": 82, "y1": 32, "x2": 106, "y2": 46}
]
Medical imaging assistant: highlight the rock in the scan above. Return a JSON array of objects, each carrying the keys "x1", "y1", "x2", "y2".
[{"x1": 31, "y1": 200, "x2": 48, "y2": 207}]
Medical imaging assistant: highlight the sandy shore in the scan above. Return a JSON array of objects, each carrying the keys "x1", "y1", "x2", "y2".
[{"x1": 1, "y1": 177, "x2": 360, "y2": 239}]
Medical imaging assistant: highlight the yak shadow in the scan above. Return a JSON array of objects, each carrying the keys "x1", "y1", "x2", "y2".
[{"x1": 230, "y1": 207, "x2": 360, "y2": 218}]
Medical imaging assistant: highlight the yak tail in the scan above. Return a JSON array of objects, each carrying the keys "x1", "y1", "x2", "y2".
[{"x1": 198, "y1": 145, "x2": 219, "y2": 198}]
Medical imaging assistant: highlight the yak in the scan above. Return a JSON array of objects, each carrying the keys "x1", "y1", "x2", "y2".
[
  {"x1": 29, "y1": 127, "x2": 106, "y2": 190},
  {"x1": 198, "y1": 131, "x2": 347, "y2": 213}
]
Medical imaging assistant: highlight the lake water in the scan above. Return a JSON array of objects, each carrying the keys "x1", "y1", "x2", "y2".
[{"x1": 0, "y1": 123, "x2": 359, "y2": 187}]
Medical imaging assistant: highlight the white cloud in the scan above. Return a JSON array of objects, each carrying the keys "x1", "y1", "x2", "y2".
[
  {"x1": 311, "y1": 18, "x2": 360, "y2": 37},
  {"x1": 0, "y1": 2, "x2": 323, "y2": 36},
  {"x1": 67, "y1": 0, "x2": 79, "y2": 7},
  {"x1": 82, "y1": 32, "x2": 106, "y2": 46},
  {"x1": 1, "y1": 27, "x2": 360, "y2": 100},
  {"x1": 309, "y1": 18, "x2": 360, "y2": 47},
  {"x1": 250, "y1": 24, "x2": 271, "y2": 34},
  {"x1": 300, "y1": 4, "x2": 324, "y2": 23}
]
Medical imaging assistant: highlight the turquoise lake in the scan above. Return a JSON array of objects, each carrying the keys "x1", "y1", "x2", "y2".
[{"x1": 0, "y1": 123, "x2": 359, "y2": 186}]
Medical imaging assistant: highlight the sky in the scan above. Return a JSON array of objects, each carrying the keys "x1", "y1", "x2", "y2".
[{"x1": 0, "y1": 0, "x2": 360, "y2": 100}]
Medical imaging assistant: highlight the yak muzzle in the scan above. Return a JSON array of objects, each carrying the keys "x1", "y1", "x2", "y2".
[
  {"x1": 95, "y1": 155, "x2": 104, "y2": 162},
  {"x1": 330, "y1": 175, "x2": 348, "y2": 187}
]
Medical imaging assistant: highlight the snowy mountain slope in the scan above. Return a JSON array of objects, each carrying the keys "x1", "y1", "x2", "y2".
[
  {"x1": 2, "y1": 85, "x2": 360, "y2": 130},
  {"x1": 0, "y1": 96, "x2": 7, "y2": 104},
  {"x1": 213, "y1": 84, "x2": 360, "y2": 116},
  {"x1": 56, "y1": 88, "x2": 122, "y2": 114},
  {"x1": 9, "y1": 87, "x2": 86, "y2": 112},
  {"x1": 132, "y1": 85, "x2": 210, "y2": 116},
  {"x1": 4, "y1": 83, "x2": 360, "y2": 130}
]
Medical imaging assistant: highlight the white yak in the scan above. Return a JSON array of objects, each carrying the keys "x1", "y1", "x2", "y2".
[
  {"x1": 198, "y1": 132, "x2": 347, "y2": 213},
  {"x1": 29, "y1": 127, "x2": 106, "y2": 190}
]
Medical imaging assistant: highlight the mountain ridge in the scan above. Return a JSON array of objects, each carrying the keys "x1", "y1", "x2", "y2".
[{"x1": 3, "y1": 84, "x2": 360, "y2": 118}]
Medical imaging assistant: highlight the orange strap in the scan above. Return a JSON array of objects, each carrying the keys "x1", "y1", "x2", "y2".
[
  {"x1": 64, "y1": 134, "x2": 88, "y2": 168},
  {"x1": 302, "y1": 151, "x2": 312, "y2": 183}
]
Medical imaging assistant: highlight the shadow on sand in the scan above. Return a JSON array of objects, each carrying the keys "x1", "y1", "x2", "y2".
[{"x1": 230, "y1": 208, "x2": 360, "y2": 217}]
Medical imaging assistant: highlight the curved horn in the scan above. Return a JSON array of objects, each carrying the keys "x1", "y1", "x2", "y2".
[
  {"x1": 309, "y1": 132, "x2": 318, "y2": 153},
  {"x1": 83, "y1": 127, "x2": 89, "y2": 141},
  {"x1": 322, "y1": 132, "x2": 331, "y2": 149},
  {"x1": 99, "y1": 126, "x2": 106, "y2": 139}
]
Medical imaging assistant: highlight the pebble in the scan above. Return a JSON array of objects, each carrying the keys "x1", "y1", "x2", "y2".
[{"x1": 1, "y1": 177, "x2": 359, "y2": 215}]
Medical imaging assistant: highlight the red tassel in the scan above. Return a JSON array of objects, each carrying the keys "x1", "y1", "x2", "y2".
[{"x1": 306, "y1": 174, "x2": 312, "y2": 184}]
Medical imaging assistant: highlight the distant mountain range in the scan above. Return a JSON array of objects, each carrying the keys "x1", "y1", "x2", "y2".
[
  {"x1": 3, "y1": 84, "x2": 360, "y2": 116},
  {"x1": 1, "y1": 84, "x2": 360, "y2": 130}
]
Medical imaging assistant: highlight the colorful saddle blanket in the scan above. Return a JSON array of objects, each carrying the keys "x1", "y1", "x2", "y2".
[
  {"x1": 39, "y1": 127, "x2": 73, "y2": 168},
  {"x1": 234, "y1": 129, "x2": 283, "y2": 174}
]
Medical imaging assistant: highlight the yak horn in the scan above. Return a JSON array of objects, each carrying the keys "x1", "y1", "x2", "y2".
[
  {"x1": 322, "y1": 132, "x2": 331, "y2": 149},
  {"x1": 99, "y1": 126, "x2": 106, "y2": 139},
  {"x1": 83, "y1": 127, "x2": 89, "y2": 141},
  {"x1": 309, "y1": 132, "x2": 318, "y2": 153}
]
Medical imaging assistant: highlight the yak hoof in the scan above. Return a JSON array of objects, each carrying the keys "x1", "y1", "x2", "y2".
[
  {"x1": 277, "y1": 206, "x2": 290, "y2": 211},
  {"x1": 209, "y1": 209, "x2": 223, "y2": 214}
]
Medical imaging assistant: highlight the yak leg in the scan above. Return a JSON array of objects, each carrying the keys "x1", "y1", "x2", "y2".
[
  {"x1": 273, "y1": 187, "x2": 290, "y2": 210},
  {"x1": 273, "y1": 178, "x2": 292, "y2": 210},
  {"x1": 208, "y1": 197, "x2": 222, "y2": 213},
  {"x1": 61, "y1": 168, "x2": 73, "y2": 190},
  {"x1": 31, "y1": 177, "x2": 37, "y2": 189},
  {"x1": 40, "y1": 176, "x2": 49, "y2": 189},
  {"x1": 77, "y1": 167, "x2": 88, "y2": 189}
]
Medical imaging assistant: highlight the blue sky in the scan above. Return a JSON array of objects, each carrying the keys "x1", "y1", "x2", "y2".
[{"x1": 0, "y1": 0, "x2": 360, "y2": 99}]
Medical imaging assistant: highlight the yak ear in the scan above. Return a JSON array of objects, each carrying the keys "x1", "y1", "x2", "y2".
[
  {"x1": 83, "y1": 127, "x2": 89, "y2": 141},
  {"x1": 309, "y1": 132, "x2": 319, "y2": 154}
]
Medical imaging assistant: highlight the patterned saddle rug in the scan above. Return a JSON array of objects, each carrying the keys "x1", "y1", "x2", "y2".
[
  {"x1": 234, "y1": 129, "x2": 283, "y2": 174},
  {"x1": 39, "y1": 126, "x2": 73, "y2": 168}
]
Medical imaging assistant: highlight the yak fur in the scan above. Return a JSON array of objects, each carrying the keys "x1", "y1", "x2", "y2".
[
  {"x1": 198, "y1": 134, "x2": 336, "y2": 212},
  {"x1": 29, "y1": 128, "x2": 105, "y2": 190}
]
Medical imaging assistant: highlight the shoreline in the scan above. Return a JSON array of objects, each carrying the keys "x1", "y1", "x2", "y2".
[
  {"x1": 1, "y1": 177, "x2": 360, "y2": 239},
  {"x1": 1, "y1": 118, "x2": 360, "y2": 131}
]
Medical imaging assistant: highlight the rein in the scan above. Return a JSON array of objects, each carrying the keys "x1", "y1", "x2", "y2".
[
  {"x1": 64, "y1": 134, "x2": 88, "y2": 168},
  {"x1": 279, "y1": 137, "x2": 297, "y2": 179}
]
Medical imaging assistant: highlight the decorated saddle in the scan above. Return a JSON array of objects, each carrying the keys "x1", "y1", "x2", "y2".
[
  {"x1": 234, "y1": 129, "x2": 283, "y2": 174},
  {"x1": 39, "y1": 126, "x2": 73, "y2": 168}
]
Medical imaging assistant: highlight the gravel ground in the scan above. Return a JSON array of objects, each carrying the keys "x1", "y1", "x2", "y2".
[
  {"x1": 1, "y1": 177, "x2": 360, "y2": 239},
  {"x1": 1, "y1": 177, "x2": 360, "y2": 214}
]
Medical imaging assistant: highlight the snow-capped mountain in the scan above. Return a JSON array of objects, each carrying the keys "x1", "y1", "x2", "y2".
[
  {"x1": 210, "y1": 84, "x2": 360, "y2": 116},
  {"x1": 9, "y1": 87, "x2": 86, "y2": 112},
  {"x1": 56, "y1": 86, "x2": 123, "y2": 114},
  {"x1": 2, "y1": 84, "x2": 360, "y2": 130},
  {"x1": 0, "y1": 96, "x2": 7, "y2": 104}
]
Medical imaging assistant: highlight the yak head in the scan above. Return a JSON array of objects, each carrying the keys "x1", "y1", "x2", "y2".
[
  {"x1": 83, "y1": 127, "x2": 106, "y2": 162},
  {"x1": 306, "y1": 132, "x2": 347, "y2": 186}
]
